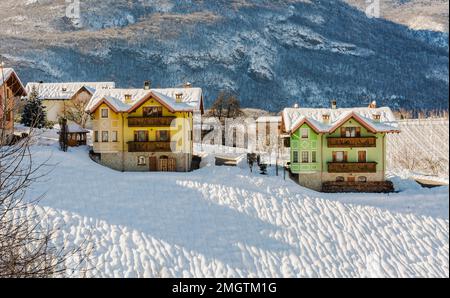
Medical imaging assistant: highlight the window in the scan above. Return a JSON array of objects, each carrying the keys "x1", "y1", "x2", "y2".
[
  {"x1": 336, "y1": 176, "x2": 345, "y2": 182},
  {"x1": 137, "y1": 156, "x2": 146, "y2": 166},
  {"x1": 301, "y1": 128, "x2": 309, "y2": 139},
  {"x1": 124, "y1": 94, "x2": 132, "y2": 103},
  {"x1": 293, "y1": 151, "x2": 299, "y2": 163},
  {"x1": 94, "y1": 131, "x2": 99, "y2": 142},
  {"x1": 101, "y1": 108, "x2": 109, "y2": 118},
  {"x1": 157, "y1": 130, "x2": 170, "y2": 142},
  {"x1": 341, "y1": 127, "x2": 361, "y2": 138},
  {"x1": 312, "y1": 151, "x2": 317, "y2": 163},
  {"x1": 143, "y1": 106, "x2": 163, "y2": 117},
  {"x1": 102, "y1": 131, "x2": 109, "y2": 142},
  {"x1": 358, "y1": 176, "x2": 368, "y2": 183},
  {"x1": 111, "y1": 131, "x2": 118, "y2": 142},
  {"x1": 333, "y1": 151, "x2": 347, "y2": 162},
  {"x1": 134, "y1": 131, "x2": 148, "y2": 142},
  {"x1": 358, "y1": 151, "x2": 367, "y2": 163},
  {"x1": 6, "y1": 111, "x2": 11, "y2": 122},
  {"x1": 301, "y1": 151, "x2": 309, "y2": 163}
]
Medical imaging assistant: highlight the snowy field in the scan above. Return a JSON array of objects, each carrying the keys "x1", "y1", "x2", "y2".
[{"x1": 20, "y1": 131, "x2": 449, "y2": 277}]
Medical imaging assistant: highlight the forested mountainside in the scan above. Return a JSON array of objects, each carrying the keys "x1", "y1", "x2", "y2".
[{"x1": 0, "y1": 0, "x2": 448, "y2": 111}]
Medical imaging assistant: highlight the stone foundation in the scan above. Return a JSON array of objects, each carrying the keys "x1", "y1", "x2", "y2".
[
  {"x1": 98, "y1": 152, "x2": 192, "y2": 172},
  {"x1": 298, "y1": 172, "x2": 322, "y2": 191},
  {"x1": 322, "y1": 181, "x2": 395, "y2": 193}
]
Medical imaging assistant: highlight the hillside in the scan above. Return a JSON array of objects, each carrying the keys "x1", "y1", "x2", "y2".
[{"x1": 0, "y1": 0, "x2": 448, "y2": 111}]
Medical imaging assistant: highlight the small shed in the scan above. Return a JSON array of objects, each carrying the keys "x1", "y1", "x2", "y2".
[{"x1": 64, "y1": 123, "x2": 89, "y2": 147}]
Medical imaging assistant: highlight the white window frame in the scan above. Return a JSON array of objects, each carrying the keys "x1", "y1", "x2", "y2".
[
  {"x1": 301, "y1": 151, "x2": 309, "y2": 163},
  {"x1": 101, "y1": 131, "x2": 109, "y2": 143},
  {"x1": 111, "y1": 131, "x2": 118, "y2": 143},
  {"x1": 300, "y1": 128, "x2": 309, "y2": 139},
  {"x1": 311, "y1": 151, "x2": 317, "y2": 163},
  {"x1": 137, "y1": 156, "x2": 147, "y2": 166},
  {"x1": 101, "y1": 108, "x2": 109, "y2": 119}
]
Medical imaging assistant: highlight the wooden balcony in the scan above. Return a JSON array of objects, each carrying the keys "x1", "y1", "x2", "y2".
[
  {"x1": 127, "y1": 141, "x2": 172, "y2": 152},
  {"x1": 322, "y1": 181, "x2": 394, "y2": 193},
  {"x1": 127, "y1": 117, "x2": 175, "y2": 127},
  {"x1": 327, "y1": 137, "x2": 377, "y2": 148},
  {"x1": 328, "y1": 162, "x2": 377, "y2": 173}
]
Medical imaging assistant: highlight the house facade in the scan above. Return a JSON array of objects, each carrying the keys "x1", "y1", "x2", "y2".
[
  {"x1": 0, "y1": 68, "x2": 27, "y2": 138},
  {"x1": 86, "y1": 87, "x2": 204, "y2": 172},
  {"x1": 25, "y1": 82, "x2": 115, "y2": 125},
  {"x1": 282, "y1": 104, "x2": 400, "y2": 193}
]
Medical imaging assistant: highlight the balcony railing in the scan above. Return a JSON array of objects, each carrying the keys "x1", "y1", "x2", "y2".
[
  {"x1": 127, "y1": 117, "x2": 176, "y2": 127},
  {"x1": 328, "y1": 162, "x2": 377, "y2": 173},
  {"x1": 127, "y1": 141, "x2": 172, "y2": 152},
  {"x1": 327, "y1": 137, "x2": 377, "y2": 148}
]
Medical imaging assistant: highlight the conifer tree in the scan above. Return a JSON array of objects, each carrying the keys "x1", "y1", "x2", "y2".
[{"x1": 21, "y1": 86, "x2": 46, "y2": 128}]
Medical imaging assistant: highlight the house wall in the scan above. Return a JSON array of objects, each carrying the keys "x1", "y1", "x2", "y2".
[
  {"x1": 0, "y1": 83, "x2": 16, "y2": 134},
  {"x1": 290, "y1": 123, "x2": 322, "y2": 174},
  {"x1": 43, "y1": 90, "x2": 94, "y2": 127},
  {"x1": 42, "y1": 100, "x2": 68, "y2": 123}
]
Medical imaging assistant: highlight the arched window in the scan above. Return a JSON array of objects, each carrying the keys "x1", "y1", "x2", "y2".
[
  {"x1": 336, "y1": 176, "x2": 345, "y2": 182},
  {"x1": 358, "y1": 176, "x2": 367, "y2": 183}
]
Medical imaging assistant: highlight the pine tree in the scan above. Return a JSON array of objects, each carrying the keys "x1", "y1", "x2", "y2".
[{"x1": 21, "y1": 86, "x2": 47, "y2": 128}]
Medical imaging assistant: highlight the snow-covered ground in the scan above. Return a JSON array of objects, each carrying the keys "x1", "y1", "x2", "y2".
[{"x1": 20, "y1": 135, "x2": 449, "y2": 277}]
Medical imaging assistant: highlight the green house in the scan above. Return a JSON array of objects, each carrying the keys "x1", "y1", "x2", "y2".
[{"x1": 282, "y1": 104, "x2": 400, "y2": 193}]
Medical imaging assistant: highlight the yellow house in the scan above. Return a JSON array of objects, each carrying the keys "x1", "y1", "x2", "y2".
[{"x1": 85, "y1": 87, "x2": 204, "y2": 172}]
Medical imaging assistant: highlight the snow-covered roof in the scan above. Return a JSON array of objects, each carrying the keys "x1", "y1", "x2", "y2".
[
  {"x1": 282, "y1": 106, "x2": 400, "y2": 134},
  {"x1": 0, "y1": 68, "x2": 27, "y2": 95},
  {"x1": 256, "y1": 116, "x2": 282, "y2": 123},
  {"x1": 86, "y1": 87, "x2": 203, "y2": 113},
  {"x1": 66, "y1": 123, "x2": 89, "y2": 133},
  {"x1": 25, "y1": 82, "x2": 116, "y2": 100}
]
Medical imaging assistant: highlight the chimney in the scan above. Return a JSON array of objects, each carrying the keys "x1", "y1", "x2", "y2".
[
  {"x1": 175, "y1": 92, "x2": 183, "y2": 103},
  {"x1": 368, "y1": 100, "x2": 377, "y2": 108},
  {"x1": 293, "y1": 103, "x2": 299, "y2": 108},
  {"x1": 39, "y1": 81, "x2": 44, "y2": 84},
  {"x1": 331, "y1": 100, "x2": 337, "y2": 109},
  {"x1": 144, "y1": 80, "x2": 151, "y2": 90},
  {"x1": 372, "y1": 113, "x2": 381, "y2": 122},
  {"x1": 183, "y1": 82, "x2": 192, "y2": 88},
  {"x1": 322, "y1": 113, "x2": 330, "y2": 124}
]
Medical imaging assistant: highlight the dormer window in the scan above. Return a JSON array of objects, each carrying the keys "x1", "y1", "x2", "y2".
[
  {"x1": 175, "y1": 93, "x2": 183, "y2": 103},
  {"x1": 372, "y1": 113, "x2": 381, "y2": 122},
  {"x1": 322, "y1": 114, "x2": 330, "y2": 123},
  {"x1": 62, "y1": 87, "x2": 67, "y2": 92},
  {"x1": 124, "y1": 94, "x2": 132, "y2": 103}
]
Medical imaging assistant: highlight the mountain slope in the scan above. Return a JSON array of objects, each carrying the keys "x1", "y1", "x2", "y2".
[{"x1": 0, "y1": 0, "x2": 448, "y2": 111}]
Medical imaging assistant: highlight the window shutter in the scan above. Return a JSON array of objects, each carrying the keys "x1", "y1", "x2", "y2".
[
  {"x1": 341, "y1": 127, "x2": 346, "y2": 137},
  {"x1": 344, "y1": 151, "x2": 348, "y2": 162},
  {"x1": 332, "y1": 152, "x2": 337, "y2": 162},
  {"x1": 356, "y1": 127, "x2": 361, "y2": 137}
]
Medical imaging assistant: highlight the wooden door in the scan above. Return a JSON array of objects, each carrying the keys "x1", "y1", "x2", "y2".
[
  {"x1": 149, "y1": 156, "x2": 157, "y2": 172},
  {"x1": 168, "y1": 158, "x2": 176, "y2": 172},
  {"x1": 358, "y1": 151, "x2": 367, "y2": 163},
  {"x1": 160, "y1": 158, "x2": 168, "y2": 172}
]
